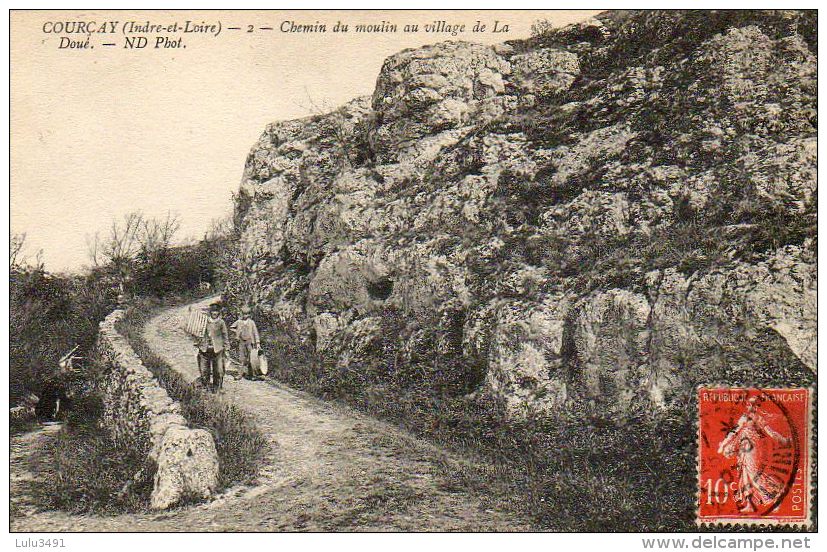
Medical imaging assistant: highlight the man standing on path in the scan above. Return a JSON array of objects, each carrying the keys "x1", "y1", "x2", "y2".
[
  {"x1": 199, "y1": 303, "x2": 230, "y2": 392},
  {"x1": 233, "y1": 305, "x2": 261, "y2": 380}
]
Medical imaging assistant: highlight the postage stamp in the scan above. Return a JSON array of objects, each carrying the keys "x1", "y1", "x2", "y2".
[{"x1": 697, "y1": 387, "x2": 812, "y2": 526}]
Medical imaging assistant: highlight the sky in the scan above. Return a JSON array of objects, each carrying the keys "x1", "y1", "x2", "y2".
[{"x1": 11, "y1": 10, "x2": 600, "y2": 272}]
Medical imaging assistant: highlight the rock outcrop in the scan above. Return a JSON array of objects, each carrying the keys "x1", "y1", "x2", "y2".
[
  {"x1": 229, "y1": 10, "x2": 816, "y2": 418},
  {"x1": 97, "y1": 311, "x2": 219, "y2": 509}
]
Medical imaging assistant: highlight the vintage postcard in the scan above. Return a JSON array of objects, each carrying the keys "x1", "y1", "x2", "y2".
[{"x1": 8, "y1": 7, "x2": 817, "y2": 539}]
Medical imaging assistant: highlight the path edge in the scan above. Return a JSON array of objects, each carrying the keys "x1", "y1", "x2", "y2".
[{"x1": 97, "y1": 309, "x2": 220, "y2": 510}]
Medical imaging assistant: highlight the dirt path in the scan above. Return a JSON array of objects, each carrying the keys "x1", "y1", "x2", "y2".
[
  {"x1": 10, "y1": 424, "x2": 62, "y2": 521},
  {"x1": 10, "y1": 298, "x2": 530, "y2": 532}
]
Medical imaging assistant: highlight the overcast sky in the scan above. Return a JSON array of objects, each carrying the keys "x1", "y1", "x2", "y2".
[{"x1": 11, "y1": 10, "x2": 599, "y2": 272}]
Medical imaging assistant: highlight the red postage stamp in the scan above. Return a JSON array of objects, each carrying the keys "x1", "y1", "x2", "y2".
[{"x1": 697, "y1": 387, "x2": 812, "y2": 526}]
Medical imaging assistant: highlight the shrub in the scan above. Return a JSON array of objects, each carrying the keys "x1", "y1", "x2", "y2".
[{"x1": 9, "y1": 264, "x2": 115, "y2": 406}]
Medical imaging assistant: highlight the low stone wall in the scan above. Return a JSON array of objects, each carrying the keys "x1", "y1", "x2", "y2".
[{"x1": 97, "y1": 309, "x2": 219, "y2": 510}]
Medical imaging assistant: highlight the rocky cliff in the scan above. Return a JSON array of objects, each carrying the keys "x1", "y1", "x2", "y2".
[{"x1": 228, "y1": 10, "x2": 816, "y2": 418}]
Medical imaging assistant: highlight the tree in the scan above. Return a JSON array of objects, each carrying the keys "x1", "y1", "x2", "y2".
[
  {"x1": 10, "y1": 232, "x2": 27, "y2": 269},
  {"x1": 85, "y1": 231, "x2": 102, "y2": 268},
  {"x1": 86, "y1": 211, "x2": 144, "y2": 291},
  {"x1": 138, "y1": 211, "x2": 181, "y2": 259},
  {"x1": 86, "y1": 211, "x2": 183, "y2": 294},
  {"x1": 10, "y1": 232, "x2": 43, "y2": 271},
  {"x1": 530, "y1": 18, "x2": 556, "y2": 37},
  {"x1": 207, "y1": 213, "x2": 234, "y2": 243},
  {"x1": 133, "y1": 212, "x2": 184, "y2": 297}
]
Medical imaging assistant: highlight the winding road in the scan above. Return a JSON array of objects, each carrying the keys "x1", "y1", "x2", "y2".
[{"x1": 10, "y1": 297, "x2": 528, "y2": 532}]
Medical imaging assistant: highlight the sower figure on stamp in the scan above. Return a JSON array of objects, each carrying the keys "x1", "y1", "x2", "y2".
[
  {"x1": 717, "y1": 396, "x2": 791, "y2": 513},
  {"x1": 232, "y1": 305, "x2": 261, "y2": 381},
  {"x1": 198, "y1": 303, "x2": 230, "y2": 392}
]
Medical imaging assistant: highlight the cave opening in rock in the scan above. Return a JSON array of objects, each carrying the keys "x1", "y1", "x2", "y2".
[{"x1": 367, "y1": 277, "x2": 394, "y2": 300}]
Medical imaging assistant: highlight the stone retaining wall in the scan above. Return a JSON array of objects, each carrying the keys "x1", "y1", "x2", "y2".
[{"x1": 97, "y1": 309, "x2": 219, "y2": 510}]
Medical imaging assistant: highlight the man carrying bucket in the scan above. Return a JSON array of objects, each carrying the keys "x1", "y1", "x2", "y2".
[{"x1": 234, "y1": 305, "x2": 261, "y2": 380}]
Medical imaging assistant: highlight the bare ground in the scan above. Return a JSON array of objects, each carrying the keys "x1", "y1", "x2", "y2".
[{"x1": 10, "y1": 297, "x2": 530, "y2": 532}]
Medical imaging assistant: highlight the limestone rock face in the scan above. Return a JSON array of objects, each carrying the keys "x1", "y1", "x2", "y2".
[
  {"x1": 151, "y1": 427, "x2": 220, "y2": 510},
  {"x1": 569, "y1": 290, "x2": 651, "y2": 404},
  {"x1": 481, "y1": 296, "x2": 570, "y2": 417},
  {"x1": 238, "y1": 97, "x2": 373, "y2": 261},
  {"x1": 369, "y1": 41, "x2": 512, "y2": 163},
  {"x1": 740, "y1": 245, "x2": 817, "y2": 371},
  {"x1": 559, "y1": 242, "x2": 817, "y2": 409},
  {"x1": 230, "y1": 11, "x2": 816, "y2": 419},
  {"x1": 541, "y1": 190, "x2": 631, "y2": 240},
  {"x1": 510, "y1": 47, "x2": 580, "y2": 96}
]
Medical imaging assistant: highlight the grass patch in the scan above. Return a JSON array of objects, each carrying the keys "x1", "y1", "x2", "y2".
[
  {"x1": 10, "y1": 414, "x2": 40, "y2": 436},
  {"x1": 399, "y1": 395, "x2": 697, "y2": 531},
  {"x1": 115, "y1": 297, "x2": 269, "y2": 490},
  {"x1": 30, "y1": 392, "x2": 155, "y2": 515}
]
